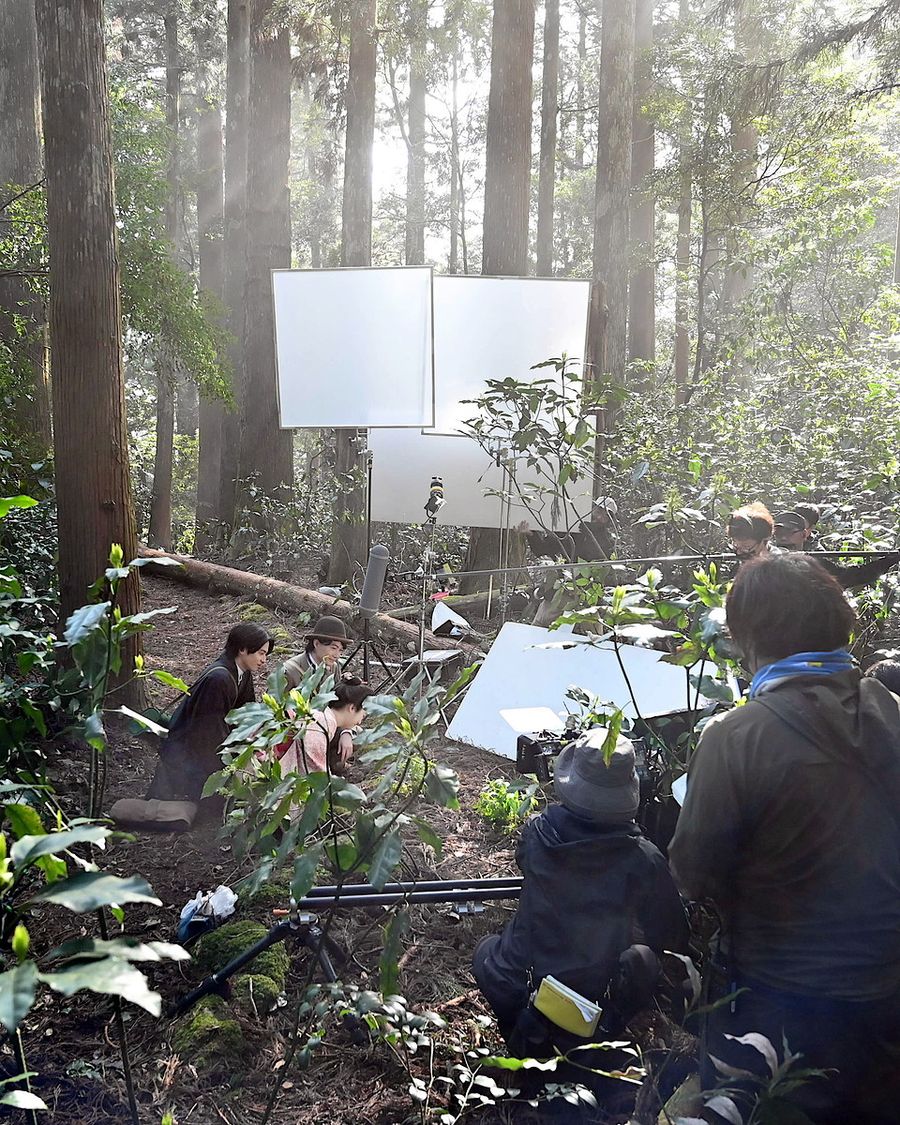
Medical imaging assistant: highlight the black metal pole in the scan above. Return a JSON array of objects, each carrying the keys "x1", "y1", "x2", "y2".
[
  {"x1": 294, "y1": 886, "x2": 522, "y2": 910},
  {"x1": 305, "y1": 877, "x2": 523, "y2": 897}
]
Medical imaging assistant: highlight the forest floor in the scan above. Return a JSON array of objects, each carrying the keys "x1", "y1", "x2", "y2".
[{"x1": 12, "y1": 574, "x2": 691, "y2": 1125}]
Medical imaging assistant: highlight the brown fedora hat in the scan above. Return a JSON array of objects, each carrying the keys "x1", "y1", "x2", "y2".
[{"x1": 307, "y1": 615, "x2": 350, "y2": 645}]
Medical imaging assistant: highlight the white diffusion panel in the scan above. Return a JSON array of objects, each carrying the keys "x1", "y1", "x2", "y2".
[
  {"x1": 428, "y1": 276, "x2": 591, "y2": 435},
  {"x1": 447, "y1": 623, "x2": 697, "y2": 760},
  {"x1": 272, "y1": 267, "x2": 434, "y2": 428},
  {"x1": 368, "y1": 428, "x2": 594, "y2": 528}
]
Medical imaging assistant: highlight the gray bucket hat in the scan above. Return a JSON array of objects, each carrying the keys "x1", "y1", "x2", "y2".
[{"x1": 554, "y1": 730, "x2": 640, "y2": 824}]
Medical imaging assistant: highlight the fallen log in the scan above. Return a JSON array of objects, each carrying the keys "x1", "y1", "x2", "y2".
[{"x1": 137, "y1": 547, "x2": 466, "y2": 655}]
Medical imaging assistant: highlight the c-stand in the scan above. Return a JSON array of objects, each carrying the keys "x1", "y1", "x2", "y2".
[{"x1": 173, "y1": 877, "x2": 523, "y2": 1019}]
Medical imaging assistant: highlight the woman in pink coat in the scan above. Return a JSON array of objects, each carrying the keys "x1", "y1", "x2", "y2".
[{"x1": 278, "y1": 675, "x2": 374, "y2": 775}]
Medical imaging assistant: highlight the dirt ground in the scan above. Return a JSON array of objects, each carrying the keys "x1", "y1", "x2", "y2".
[{"x1": 12, "y1": 574, "x2": 591, "y2": 1125}]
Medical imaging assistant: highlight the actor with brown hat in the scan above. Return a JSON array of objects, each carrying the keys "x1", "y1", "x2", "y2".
[
  {"x1": 472, "y1": 731, "x2": 687, "y2": 1056},
  {"x1": 282, "y1": 614, "x2": 351, "y2": 689}
]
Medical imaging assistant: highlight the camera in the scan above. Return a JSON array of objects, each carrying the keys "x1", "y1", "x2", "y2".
[{"x1": 516, "y1": 731, "x2": 574, "y2": 783}]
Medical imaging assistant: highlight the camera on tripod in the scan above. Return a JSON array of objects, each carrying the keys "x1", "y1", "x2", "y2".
[{"x1": 516, "y1": 730, "x2": 574, "y2": 783}]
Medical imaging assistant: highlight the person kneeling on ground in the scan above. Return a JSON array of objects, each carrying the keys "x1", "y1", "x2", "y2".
[
  {"x1": 146, "y1": 623, "x2": 272, "y2": 802},
  {"x1": 668, "y1": 554, "x2": 900, "y2": 1125},
  {"x1": 276, "y1": 674, "x2": 374, "y2": 776},
  {"x1": 282, "y1": 615, "x2": 350, "y2": 688},
  {"x1": 472, "y1": 734, "x2": 688, "y2": 1058}
]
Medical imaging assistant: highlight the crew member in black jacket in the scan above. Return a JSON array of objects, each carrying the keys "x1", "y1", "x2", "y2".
[
  {"x1": 472, "y1": 732, "x2": 688, "y2": 1052},
  {"x1": 146, "y1": 623, "x2": 272, "y2": 802},
  {"x1": 772, "y1": 508, "x2": 899, "y2": 589}
]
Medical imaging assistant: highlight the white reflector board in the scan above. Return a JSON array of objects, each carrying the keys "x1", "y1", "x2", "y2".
[
  {"x1": 368, "y1": 428, "x2": 593, "y2": 528},
  {"x1": 447, "y1": 623, "x2": 698, "y2": 760},
  {"x1": 272, "y1": 266, "x2": 434, "y2": 428},
  {"x1": 428, "y1": 275, "x2": 591, "y2": 435}
]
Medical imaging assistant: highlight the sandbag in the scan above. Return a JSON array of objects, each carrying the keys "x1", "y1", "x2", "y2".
[{"x1": 109, "y1": 798, "x2": 198, "y2": 833}]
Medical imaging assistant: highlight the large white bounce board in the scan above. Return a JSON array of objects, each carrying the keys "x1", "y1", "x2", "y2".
[
  {"x1": 446, "y1": 623, "x2": 696, "y2": 760},
  {"x1": 427, "y1": 275, "x2": 591, "y2": 435},
  {"x1": 272, "y1": 266, "x2": 434, "y2": 429}
]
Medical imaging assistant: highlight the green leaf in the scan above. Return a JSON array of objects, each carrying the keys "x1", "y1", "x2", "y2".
[
  {"x1": 412, "y1": 817, "x2": 443, "y2": 859},
  {"x1": 118, "y1": 705, "x2": 169, "y2": 737},
  {"x1": 290, "y1": 843, "x2": 324, "y2": 902},
  {"x1": 11, "y1": 924, "x2": 29, "y2": 963},
  {"x1": 150, "y1": 669, "x2": 190, "y2": 693},
  {"x1": 30, "y1": 872, "x2": 159, "y2": 913},
  {"x1": 126, "y1": 555, "x2": 184, "y2": 570},
  {"x1": 63, "y1": 602, "x2": 110, "y2": 646},
  {"x1": 0, "y1": 962, "x2": 38, "y2": 1032},
  {"x1": 689, "y1": 674, "x2": 735, "y2": 704},
  {"x1": 5, "y1": 803, "x2": 45, "y2": 841},
  {"x1": 47, "y1": 937, "x2": 189, "y2": 964},
  {"x1": 83, "y1": 709, "x2": 106, "y2": 750},
  {"x1": 39, "y1": 958, "x2": 162, "y2": 1015},
  {"x1": 368, "y1": 827, "x2": 403, "y2": 891},
  {"x1": 424, "y1": 765, "x2": 460, "y2": 810},
  {"x1": 11, "y1": 825, "x2": 109, "y2": 869},
  {"x1": 379, "y1": 909, "x2": 409, "y2": 996},
  {"x1": 0, "y1": 1090, "x2": 47, "y2": 1110},
  {"x1": 0, "y1": 496, "x2": 38, "y2": 519}
]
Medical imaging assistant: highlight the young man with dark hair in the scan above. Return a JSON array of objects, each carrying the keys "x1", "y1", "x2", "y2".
[
  {"x1": 669, "y1": 554, "x2": 900, "y2": 1124},
  {"x1": 472, "y1": 733, "x2": 688, "y2": 1056},
  {"x1": 146, "y1": 623, "x2": 272, "y2": 802},
  {"x1": 772, "y1": 508, "x2": 900, "y2": 590},
  {"x1": 282, "y1": 615, "x2": 350, "y2": 689}
]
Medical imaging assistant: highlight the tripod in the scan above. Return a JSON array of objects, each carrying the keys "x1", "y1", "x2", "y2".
[{"x1": 343, "y1": 617, "x2": 394, "y2": 686}]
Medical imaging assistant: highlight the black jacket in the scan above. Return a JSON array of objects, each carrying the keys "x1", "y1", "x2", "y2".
[
  {"x1": 669, "y1": 671, "x2": 900, "y2": 1001},
  {"x1": 147, "y1": 653, "x2": 255, "y2": 801},
  {"x1": 475, "y1": 805, "x2": 688, "y2": 1010},
  {"x1": 816, "y1": 550, "x2": 899, "y2": 590}
]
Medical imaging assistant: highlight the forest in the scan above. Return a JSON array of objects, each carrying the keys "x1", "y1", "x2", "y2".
[{"x1": 3, "y1": 0, "x2": 900, "y2": 1122}]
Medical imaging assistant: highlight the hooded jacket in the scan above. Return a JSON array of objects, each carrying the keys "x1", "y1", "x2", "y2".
[
  {"x1": 475, "y1": 804, "x2": 688, "y2": 1010},
  {"x1": 669, "y1": 670, "x2": 900, "y2": 1001}
]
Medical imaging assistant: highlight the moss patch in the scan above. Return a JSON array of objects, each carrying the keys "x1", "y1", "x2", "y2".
[
  {"x1": 194, "y1": 920, "x2": 289, "y2": 988},
  {"x1": 236, "y1": 602, "x2": 270, "y2": 622},
  {"x1": 232, "y1": 972, "x2": 282, "y2": 1016},
  {"x1": 172, "y1": 995, "x2": 245, "y2": 1069},
  {"x1": 243, "y1": 874, "x2": 293, "y2": 912}
]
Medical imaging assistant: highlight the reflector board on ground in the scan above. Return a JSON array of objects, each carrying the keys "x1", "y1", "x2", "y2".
[
  {"x1": 272, "y1": 266, "x2": 434, "y2": 429},
  {"x1": 447, "y1": 623, "x2": 702, "y2": 760}
]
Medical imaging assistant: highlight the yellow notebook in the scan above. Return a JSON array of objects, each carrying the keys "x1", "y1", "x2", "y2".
[{"x1": 533, "y1": 975, "x2": 602, "y2": 1038}]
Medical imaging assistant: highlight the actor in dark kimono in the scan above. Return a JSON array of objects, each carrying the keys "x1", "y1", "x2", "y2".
[{"x1": 146, "y1": 623, "x2": 272, "y2": 802}]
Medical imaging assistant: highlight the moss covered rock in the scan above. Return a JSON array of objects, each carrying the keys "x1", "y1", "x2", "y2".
[
  {"x1": 172, "y1": 996, "x2": 245, "y2": 1069},
  {"x1": 243, "y1": 875, "x2": 293, "y2": 912},
  {"x1": 232, "y1": 972, "x2": 282, "y2": 1016},
  {"x1": 194, "y1": 920, "x2": 289, "y2": 988}
]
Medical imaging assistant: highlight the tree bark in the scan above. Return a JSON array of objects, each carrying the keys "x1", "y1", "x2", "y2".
[
  {"x1": 460, "y1": 0, "x2": 535, "y2": 595},
  {"x1": 0, "y1": 0, "x2": 51, "y2": 458},
  {"x1": 627, "y1": 0, "x2": 655, "y2": 366},
  {"x1": 673, "y1": 0, "x2": 692, "y2": 402},
  {"x1": 235, "y1": 0, "x2": 293, "y2": 531},
  {"x1": 591, "y1": 0, "x2": 635, "y2": 410},
  {"x1": 328, "y1": 0, "x2": 377, "y2": 585},
  {"x1": 449, "y1": 24, "x2": 460, "y2": 275},
  {"x1": 218, "y1": 0, "x2": 250, "y2": 537},
  {"x1": 148, "y1": 7, "x2": 180, "y2": 552},
  {"x1": 35, "y1": 0, "x2": 143, "y2": 681},
  {"x1": 194, "y1": 89, "x2": 226, "y2": 552},
  {"x1": 137, "y1": 547, "x2": 465, "y2": 654},
  {"x1": 536, "y1": 0, "x2": 559, "y2": 276},
  {"x1": 405, "y1": 0, "x2": 427, "y2": 265}
]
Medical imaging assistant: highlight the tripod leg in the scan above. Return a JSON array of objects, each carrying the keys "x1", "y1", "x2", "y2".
[{"x1": 304, "y1": 925, "x2": 368, "y2": 1046}]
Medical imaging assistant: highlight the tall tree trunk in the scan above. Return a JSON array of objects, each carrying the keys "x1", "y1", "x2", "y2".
[
  {"x1": 449, "y1": 35, "x2": 460, "y2": 274},
  {"x1": 590, "y1": 0, "x2": 635, "y2": 416},
  {"x1": 176, "y1": 380, "x2": 199, "y2": 434},
  {"x1": 35, "y1": 0, "x2": 143, "y2": 685},
  {"x1": 673, "y1": 0, "x2": 692, "y2": 402},
  {"x1": 194, "y1": 88, "x2": 226, "y2": 553},
  {"x1": 405, "y1": 0, "x2": 427, "y2": 265},
  {"x1": 459, "y1": 0, "x2": 535, "y2": 595},
  {"x1": 0, "y1": 0, "x2": 51, "y2": 459},
  {"x1": 328, "y1": 0, "x2": 377, "y2": 585},
  {"x1": 627, "y1": 0, "x2": 655, "y2": 366},
  {"x1": 575, "y1": 5, "x2": 586, "y2": 170},
  {"x1": 536, "y1": 0, "x2": 559, "y2": 276},
  {"x1": 236, "y1": 0, "x2": 293, "y2": 527},
  {"x1": 218, "y1": 0, "x2": 250, "y2": 537},
  {"x1": 148, "y1": 7, "x2": 180, "y2": 550}
]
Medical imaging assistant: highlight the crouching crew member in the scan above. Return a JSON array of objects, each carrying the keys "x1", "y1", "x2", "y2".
[
  {"x1": 282, "y1": 615, "x2": 350, "y2": 688},
  {"x1": 773, "y1": 508, "x2": 900, "y2": 590},
  {"x1": 472, "y1": 734, "x2": 688, "y2": 1057},
  {"x1": 669, "y1": 554, "x2": 900, "y2": 1125},
  {"x1": 146, "y1": 623, "x2": 272, "y2": 802},
  {"x1": 727, "y1": 502, "x2": 781, "y2": 562}
]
